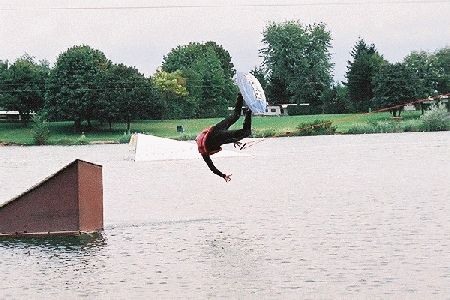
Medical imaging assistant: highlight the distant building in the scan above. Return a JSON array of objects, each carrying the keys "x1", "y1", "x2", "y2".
[
  {"x1": 263, "y1": 105, "x2": 282, "y2": 116},
  {"x1": 402, "y1": 95, "x2": 449, "y2": 112},
  {"x1": 0, "y1": 110, "x2": 21, "y2": 121},
  {"x1": 419, "y1": 95, "x2": 449, "y2": 112},
  {"x1": 404, "y1": 104, "x2": 416, "y2": 111},
  {"x1": 0, "y1": 110, "x2": 36, "y2": 121},
  {"x1": 228, "y1": 103, "x2": 300, "y2": 116}
]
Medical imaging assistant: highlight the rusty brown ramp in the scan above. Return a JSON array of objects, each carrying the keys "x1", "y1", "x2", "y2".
[{"x1": 0, "y1": 159, "x2": 103, "y2": 237}]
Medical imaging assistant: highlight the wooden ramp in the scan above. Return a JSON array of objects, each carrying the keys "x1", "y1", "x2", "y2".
[{"x1": 0, "y1": 159, "x2": 103, "y2": 237}]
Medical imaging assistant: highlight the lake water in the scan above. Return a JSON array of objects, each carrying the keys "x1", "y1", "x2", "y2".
[{"x1": 0, "y1": 132, "x2": 449, "y2": 299}]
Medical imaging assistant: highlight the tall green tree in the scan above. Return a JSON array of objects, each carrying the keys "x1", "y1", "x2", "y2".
[
  {"x1": 46, "y1": 45, "x2": 110, "y2": 131},
  {"x1": 373, "y1": 62, "x2": 420, "y2": 117},
  {"x1": 0, "y1": 60, "x2": 10, "y2": 109},
  {"x1": 345, "y1": 39, "x2": 386, "y2": 112},
  {"x1": 161, "y1": 41, "x2": 237, "y2": 117},
  {"x1": 152, "y1": 69, "x2": 191, "y2": 119},
  {"x1": 403, "y1": 51, "x2": 437, "y2": 98},
  {"x1": 162, "y1": 42, "x2": 236, "y2": 79},
  {"x1": 0, "y1": 60, "x2": 7, "y2": 75},
  {"x1": 1, "y1": 55, "x2": 49, "y2": 124},
  {"x1": 100, "y1": 63, "x2": 162, "y2": 131},
  {"x1": 204, "y1": 41, "x2": 236, "y2": 78},
  {"x1": 260, "y1": 21, "x2": 333, "y2": 113},
  {"x1": 187, "y1": 49, "x2": 231, "y2": 118},
  {"x1": 432, "y1": 47, "x2": 450, "y2": 95},
  {"x1": 321, "y1": 83, "x2": 350, "y2": 114}
]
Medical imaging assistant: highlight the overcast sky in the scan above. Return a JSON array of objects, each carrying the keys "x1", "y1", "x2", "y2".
[{"x1": 1, "y1": 0, "x2": 449, "y2": 82}]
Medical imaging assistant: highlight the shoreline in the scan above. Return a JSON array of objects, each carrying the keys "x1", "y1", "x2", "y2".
[
  {"x1": 1, "y1": 130, "x2": 449, "y2": 147},
  {"x1": 1, "y1": 110, "x2": 448, "y2": 146}
]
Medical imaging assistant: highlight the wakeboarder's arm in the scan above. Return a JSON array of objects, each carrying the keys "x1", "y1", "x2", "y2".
[{"x1": 202, "y1": 154, "x2": 231, "y2": 182}]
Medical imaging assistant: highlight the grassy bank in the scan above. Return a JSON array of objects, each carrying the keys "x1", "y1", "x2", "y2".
[{"x1": 0, "y1": 111, "x2": 447, "y2": 145}]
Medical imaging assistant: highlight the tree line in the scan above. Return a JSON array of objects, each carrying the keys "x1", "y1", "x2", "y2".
[
  {"x1": 0, "y1": 20, "x2": 448, "y2": 131},
  {"x1": 254, "y1": 21, "x2": 449, "y2": 116}
]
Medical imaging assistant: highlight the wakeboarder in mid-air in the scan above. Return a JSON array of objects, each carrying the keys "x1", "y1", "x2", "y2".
[
  {"x1": 196, "y1": 93, "x2": 251, "y2": 182},
  {"x1": 196, "y1": 72, "x2": 267, "y2": 182}
]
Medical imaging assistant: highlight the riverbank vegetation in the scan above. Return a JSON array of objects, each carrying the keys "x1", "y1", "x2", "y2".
[{"x1": 1, "y1": 107, "x2": 448, "y2": 146}]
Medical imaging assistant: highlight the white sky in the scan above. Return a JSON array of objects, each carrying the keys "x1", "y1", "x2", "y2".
[{"x1": 0, "y1": 0, "x2": 449, "y2": 82}]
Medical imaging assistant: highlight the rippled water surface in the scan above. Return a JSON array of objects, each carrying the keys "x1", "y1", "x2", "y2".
[{"x1": 1, "y1": 132, "x2": 449, "y2": 299}]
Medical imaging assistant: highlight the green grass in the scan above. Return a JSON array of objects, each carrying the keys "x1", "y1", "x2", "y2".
[{"x1": 0, "y1": 111, "x2": 442, "y2": 145}]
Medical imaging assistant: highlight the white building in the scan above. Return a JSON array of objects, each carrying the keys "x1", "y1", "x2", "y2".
[
  {"x1": 228, "y1": 103, "x2": 300, "y2": 116},
  {"x1": 262, "y1": 105, "x2": 282, "y2": 116},
  {"x1": 0, "y1": 110, "x2": 36, "y2": 121},
  {"x1": 0, "y1": 111, "x2": 21, "y2": 121}
]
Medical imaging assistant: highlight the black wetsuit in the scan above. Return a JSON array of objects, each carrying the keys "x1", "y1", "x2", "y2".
[{"x1": 202, "y1": 94, "x2": 252, "y2": 178}]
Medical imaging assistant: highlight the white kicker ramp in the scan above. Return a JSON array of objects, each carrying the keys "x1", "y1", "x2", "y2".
[{"x1": 130, "y1": 133, "x2": 249, "y2": 161}]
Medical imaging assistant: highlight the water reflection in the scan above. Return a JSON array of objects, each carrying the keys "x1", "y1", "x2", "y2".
[
  {"x1": 0, "y1": 232, "x2": 106, "y2": 252},
  {"x1": 0, "y1": 233, "x2": 109, "y2": 298}
]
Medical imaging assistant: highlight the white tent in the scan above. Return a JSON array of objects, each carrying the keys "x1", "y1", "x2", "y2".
[{"x1": 129, "y1": 133, "x2": 248, "y2": 161}]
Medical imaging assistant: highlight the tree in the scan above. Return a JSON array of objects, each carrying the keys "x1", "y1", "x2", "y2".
[
  {"x1": 403, "y1": 51, "x2": 437, "y2": 98},
  {"x1": 161, "y1": 41, "x2": 237, "y2": 117},
  {"x1": 153, "y1": 69, "x2": 188, "y2": 97},
  {"x1": 162, "y1": 42, "x2": 236, "y2": 79},
  {"x1": 432, "y1": 47, "x2": 450, "y2": 95},
  {"x1": 152, "y1": 69, "x2": 192, "y2": 119},
  {"x1": 345, "y1": 39, "x2": 386, "y2": 112},
  {"x1": 0, "y1": 60, "x2": 7, "y2": 75},
  {"x1": 260, "y1": 21, "x2": 333, "y2": 113},
  {"x1": 321, "y1": 83, "x2": 350, "y2": 114},
  {"x1": 1, "y1": 55, "x2": 49, "y2": 124},
  {"x1": 204, "y1": 41, "x2": 236, "y2": 78},
  {"x1": 403, "y1": 47, "x2": 450, "y2": 113},
  {"x1": 100, "y1": 63, "x2": 162, "y2": 131},
  {"x1": 45, "y1": 45, "x2": 110, "y2": 131},
  {"x1": 0, "y1": 60, "x2": 10, "y2": 109},
  {"x1": 189, "y1": 49, "x2": 232, "y2": 118},
  {"x1": 373, "y1": 62, "x2": 420, "y2": 117}
]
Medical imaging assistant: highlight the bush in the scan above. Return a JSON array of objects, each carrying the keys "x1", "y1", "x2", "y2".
[
  {"x1": 401, "y1": 119, "x2": 422, "y2": 132},
  {"x1": 295, "y1": 120, "x2": 336, "y2": 136},
  {"x1": 346, "y1": 123, "x2": 377, "y2": 134},
  {"x1": 252, "y1": 128, "x2": 276, "y2": 138},
  {"x1": 32, "y1": 114, "x2": 50, "y2": 145},
  {"x1": 420, "y1": 104, "x2": 450, "y2": 131},
  {"x1": 347, "y1": 119, "x2": 424, "y2": 134},
  {"x1": 373, "y1": 121, "x2": 402, "y2": 133},
  {"x1": 75, "y1": 133, "x2": 89, "y2": 145},
  {"x1": 173, "y1": 133, "x2": 197, "y2": 141},
  {"x1": 118, "y1": 133, "x2": 132, "y2": 143},
  {"x1": 53, "y1": 138, "x2": 73, "y2": 145}
]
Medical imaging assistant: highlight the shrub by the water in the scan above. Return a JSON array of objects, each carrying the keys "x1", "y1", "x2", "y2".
[
  {"x1": 347, "y1": 119, "x2": 424, "y2": 134},
  {"x1": 53, "y1": 138, "x2": 73, "y2": 145},
  {"x1": 118, "y1": 133, "x2": 132, "y2": 143},
  {"x1": 32, "y1": 114, "x2": 50, "y2": 145},
  {"x1": 174, "y1": 133, "x2": 198, "y2": 141},
  {"x1": 401, "y1": 119, "x2": 423, "y2": 132},
  {"x1": 420, "y1": 104, "x2": 450, "y2": 131},
  {"x1": 295, "y1": 120, "x2": 336, "y2": 136},
  {"x1": 373, "y1": 121, "x2": 402, "y2": 133},
  {"x1": 252, "y1": 128, "x2": 277, "y2": 138},
  {"x1": 76, "y1": 133, "x2": 89, "y2": 145},
  {"x1": 346, "y1": 123, "x2": 377, "y2": 134}
]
